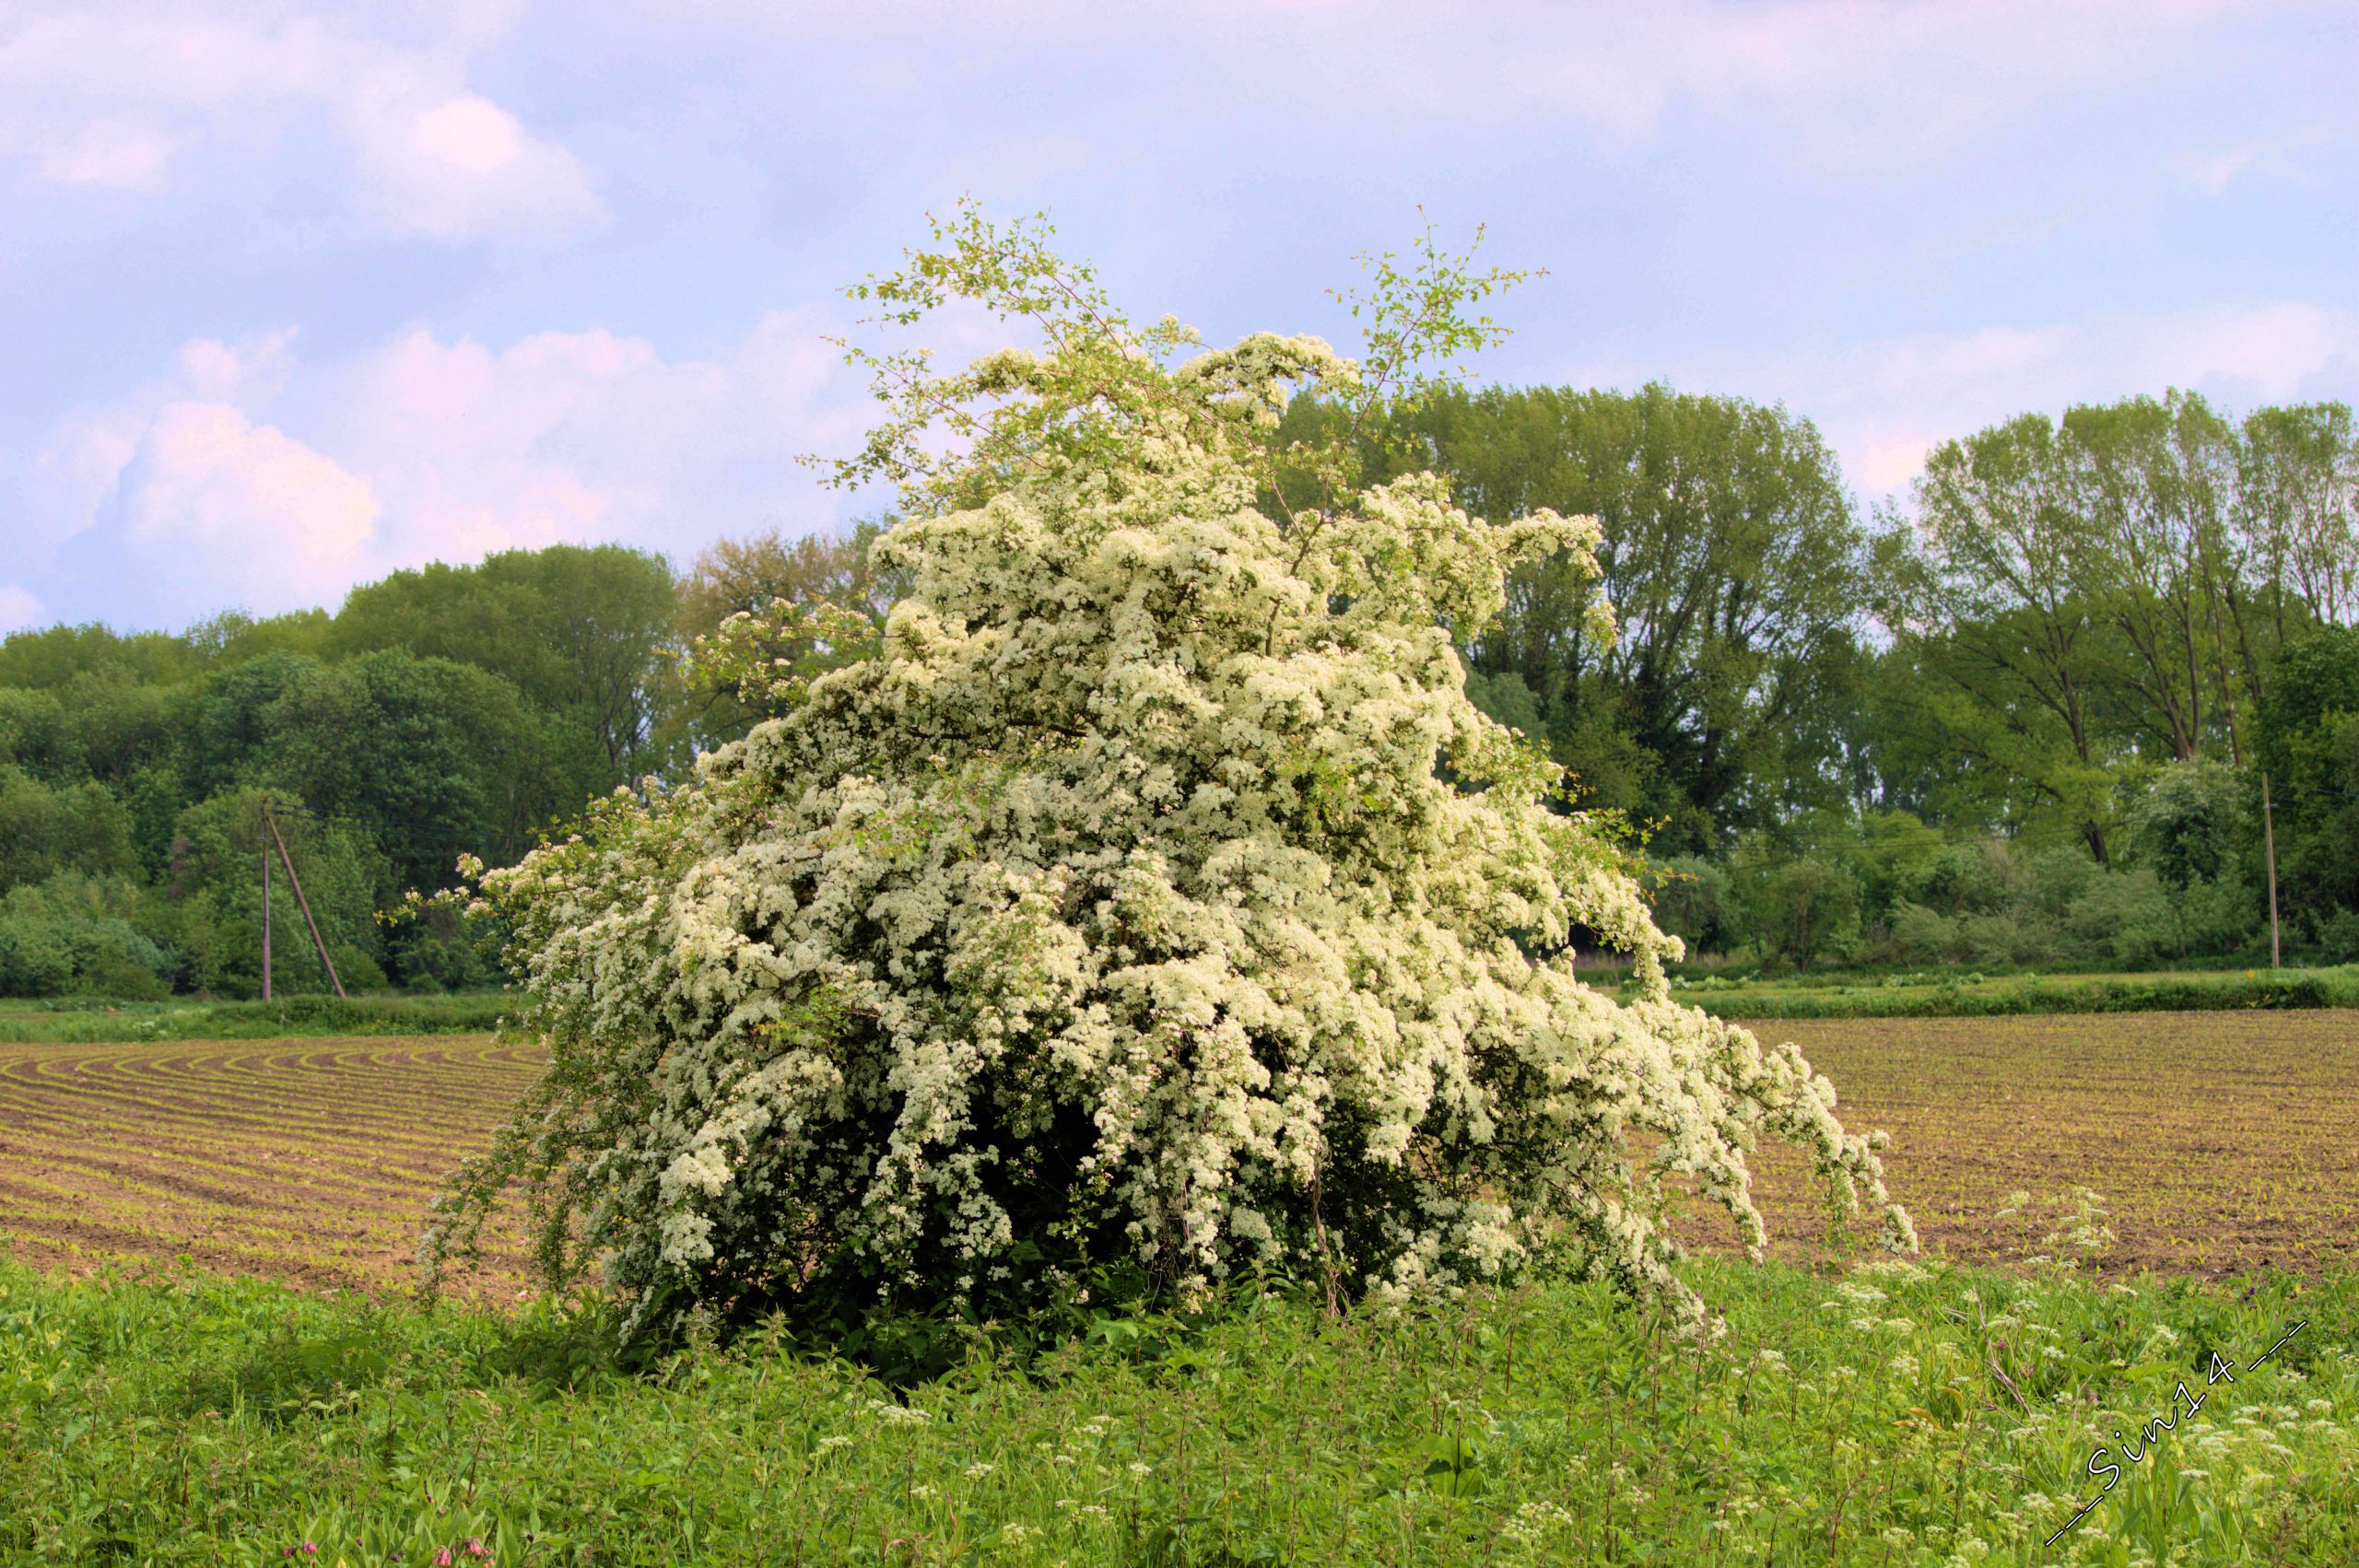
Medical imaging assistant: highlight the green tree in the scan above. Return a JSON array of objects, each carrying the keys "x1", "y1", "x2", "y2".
[
  {"x1": 2125, "y1": 757, "x2": 2253, "y2": 890},
  {"x1": 0, "y1": 687, "x2": 65, "y2": 776},
  {"x1": 1879, "y1": 414, "x2": 2121, "y2": 860},
  {"x1": 670, "y1": 520, "x2": 904, "y2": 750},
  {"x1": 260, "y1": 650, "x2": 555, "y2": 894},
  {"x1": 1645, "y1": 855, "x2": 1737, "y2": 955},
  {"x1": 1745, "y1": 856, "x2": 1861, "y2": 970},
  {"x1": 328, "y1": 544, "x2": 679, "y2": 798},
  {"x1": 1285, "y1": 382, "x2": 1868, "y2": 849},
  {"x1": 0, "y1": 766, "x2": 137, "y2": 891},
  {"x1": 2065, "y1": 391, "x2": 2250, "y2": 762},
  {"x1": 2236, "y1": 402, "x2": 2358, "y2": 642},
  {"x1": 191, "y1": 652, "x2": 325, "y2": 798},
  {"x1": 2255, "y1": 627, "x2": 2359, "y2": 938},
  {"x1": 0, "y1": 623, "x2": 202, "y2": 690}
]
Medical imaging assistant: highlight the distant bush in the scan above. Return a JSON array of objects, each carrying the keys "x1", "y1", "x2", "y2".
[
  {"x1": 2316, "y1": 907, "x2": 2359, "y2": 963},
  {"x1": 0, "y1": 872, "x2": 175, "y2": 1000},
  {"x1": 1859, "y1": 842, "x2": 2263, "y2": 973},
  {"x1": 1749, "y1": 857, "x2": 1860, "y2": 969},
  {"x1": 1684, "y1": 966, "x2": 2357, "y2": 1020},
  {"x1": 1646, "y1": 855, "x2": 1736, "y2": 954},
  {"x1": 0, "y1": 990, "x2": 510, "y2": 1043}
]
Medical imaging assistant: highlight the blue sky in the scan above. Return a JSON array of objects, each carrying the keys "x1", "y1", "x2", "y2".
[{"x1": 4, "y1": 0, "x2": 2354, "y2": 632}]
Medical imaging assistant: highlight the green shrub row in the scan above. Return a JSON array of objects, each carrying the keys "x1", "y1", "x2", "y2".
[
  {"x1": 1667, "y1": 966, "x2": 2359, "y2": 1020},
  {"x1": 0, "y1": 989, "x2": 511, "y2": 1042}
]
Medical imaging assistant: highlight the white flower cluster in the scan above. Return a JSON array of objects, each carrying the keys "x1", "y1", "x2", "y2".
[{"x1": 435, "y1": 311, "x2": 1910, "y2": 1340}]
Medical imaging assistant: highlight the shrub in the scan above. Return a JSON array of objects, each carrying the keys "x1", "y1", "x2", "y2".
[
  {"x1": 1646, "y1": 855, "x2": 1736, "y2": 955},
  {"x1": 431, "y1": 207, "x2": 1910, "y2": 1346},
  {"x1": 0, "y1": 873, "x2": 175, "y2": 999},
  {"x1": 1955, "y1": 911, "x2": 2039, "y2": 968},
  {"x1": 2126, "y1": 757, "x2": 2253, "y2": 890},
  {"x1": 2314, "y1": 907, "x2": 2359, "y2": 963},
  {"x1": 1751, "y1": 857, "x2": 1861, "y2": 969},
  {"x1": 1881, "y1": 898, "x2": 1960, "y2": 965},
  {"x1": 2063, "y1": 866, "x2": 2176, "y2": 965},
  {"x1": 1909, "y1": 839, "x2": 2020, "y2": 917}
]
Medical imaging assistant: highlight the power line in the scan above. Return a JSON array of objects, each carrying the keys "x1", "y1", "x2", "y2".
[{"x1": 263, "y1": 796, "x2": 537, "y2": 857}]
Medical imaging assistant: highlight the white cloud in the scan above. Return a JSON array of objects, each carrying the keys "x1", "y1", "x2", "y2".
[
  {"x1": 2175, "y1": 123, "x2": 2341, "y2": 195},
  {"x1": 345, "y1": 85, "x2": 604, "y2": 243},
  {"x1": 122, "y1": 402, "x2": 381, "y2": 608},
  {"x1": 312, "y1": 310, "x2": 875, "y2": 570},
  {"x1": 0, "y1": 584, "x2": 44, "y2": 633},
  {"x1": 5, "y1": 328, "x2": 305, "y2": 566},
  {"x1": 6, "y1": 307, "x2": 903, "y2": 621},
  {"x1": 669, "y1": 0, "x2": 2310, "y2": 168},
  {"x1": 0, "y1": 4, "x2": 603, "y2": 245},
  {"x1": 174, "y1": 329, "x2": 299, "y2": 404},
  {"x1": 1568, "y1": 300, "x2": 2359, "y2": 497},
  {"x1": 33, "y1": 117, "x2": 176, "y2": 189}
]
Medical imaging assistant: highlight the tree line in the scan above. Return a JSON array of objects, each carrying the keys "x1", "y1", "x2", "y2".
[
  {"x1": 0, "y1": 532, "x2": 890, "y2": 998},
  {"x1": 1285, "y1": 383, "x2": 2358, "y2": 970},
  {"x1": 2, "y1": 386, "x2": 2353, "y2": 997}
]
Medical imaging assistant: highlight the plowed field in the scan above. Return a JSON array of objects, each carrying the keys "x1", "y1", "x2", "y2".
[
  {"x1": 0, "y1": 1034, "x2": 542, "y2": 1296},
  {"x1": 1686, "y1": 1009, "x2": 2359, "y2": 1274},
  {"x1": 1, "y1": 1012, "x2": 2353, "y2": 1297}
]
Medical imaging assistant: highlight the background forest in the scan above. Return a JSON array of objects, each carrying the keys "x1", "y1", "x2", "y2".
[{"x1": 4, "y1": 385, "x2": 2354, "y2": 999}]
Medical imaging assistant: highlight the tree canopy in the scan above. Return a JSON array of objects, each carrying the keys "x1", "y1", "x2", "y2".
[{"x1": 1281, "y1": 383, "x2": 1866, "y2": 849}]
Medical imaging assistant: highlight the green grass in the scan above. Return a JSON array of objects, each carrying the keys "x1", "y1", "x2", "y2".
[
  {"x1": 6, "y1": 968, "x2": 2352, "y2": 1040},
  {"x1": 1, "y1": 1255, "x2": 2352, "y2": 1565},
  {"x1": 0, "y1": 991, "x2": 511, "y2": 1043},
  {"x1": 1627, "y1": 965, "x2": 2359, "y2": 1020}
]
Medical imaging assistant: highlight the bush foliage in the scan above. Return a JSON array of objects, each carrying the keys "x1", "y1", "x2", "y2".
[{"x1": 432, "y1": 209, "x2": 1911, "y2": 1345}]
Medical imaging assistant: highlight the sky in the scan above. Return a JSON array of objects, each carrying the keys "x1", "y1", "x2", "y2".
[{"x1": 3, "y1": 0, "x2": 2355, "y2": 633}]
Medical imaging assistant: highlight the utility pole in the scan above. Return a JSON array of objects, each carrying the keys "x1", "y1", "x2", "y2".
[
  {"x1": 261, "y1": 843, "x2": 272, "y2": 1000},
  {"x1": 2261, "y1": 771, "x2": 2282, "y2": 971},
  {"x1": 263, "y1": 801, "x2": 346, "y2": 999}
]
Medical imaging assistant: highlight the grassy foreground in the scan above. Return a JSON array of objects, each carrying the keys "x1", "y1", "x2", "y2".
[{"x1": 2, "y1": 1257, "x2": 2353, "y2": 1566}]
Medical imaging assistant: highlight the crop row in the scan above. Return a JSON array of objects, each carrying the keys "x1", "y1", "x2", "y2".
[
  {"x1": 0, "y1": 1034, "x2": 542, "y2": 1296},
  {"x1": 4, "y1": 1011, "x2": 2355, "y2": 1299}
]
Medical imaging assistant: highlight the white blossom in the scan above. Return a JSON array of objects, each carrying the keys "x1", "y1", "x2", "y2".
[{"x1": 428, "y1": 219, "x2": 1909, "y2": 1341}]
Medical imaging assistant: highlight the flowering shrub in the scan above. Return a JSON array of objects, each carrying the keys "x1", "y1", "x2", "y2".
[{"x1": 428, "y1": 205, "x2": 1912, "y2": 1342}]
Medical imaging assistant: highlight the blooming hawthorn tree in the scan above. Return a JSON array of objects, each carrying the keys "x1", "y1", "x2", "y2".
[{"x1": 429, "y1": 205, "x2": 1912, "y2": 1341}]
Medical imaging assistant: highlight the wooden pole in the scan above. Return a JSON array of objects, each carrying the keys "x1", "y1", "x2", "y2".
[
  {"x1": 261, "y1": 843, "x2": 272, "y2": 1000},
  {"x1": 264, "y1": 802, "x2": 346, "y2": 999},
  {"x1": 2261, "y1": 771, "x2": 2282, "y2": 971}
]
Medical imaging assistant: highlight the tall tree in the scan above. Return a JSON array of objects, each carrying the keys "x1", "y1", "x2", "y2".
[
  {"x1": 2255, "y1": 627, "x2": 2359, "y2": 935},
  {"x1": 1284, "y1": 383, "x2": 1868, "y2": 849},
  {"x1": 328, "y1": 544, "x2": 678, "y2": 798},
  {"x1": 1875, "y1": 413, "x2": 2119, "y2": 860},
  {"x1": 2236, "y1": 402, "x2": 2359, "y2": 640},
  {"x1": 671, "y1": 519, "x2": 904, "y2": 750},
  {"x1": 261, "y1": 650, "x2": 558, "y2": 892},
  {"x1": 2065, "y1": 391, "x2": 2243, "y2": 762}
]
